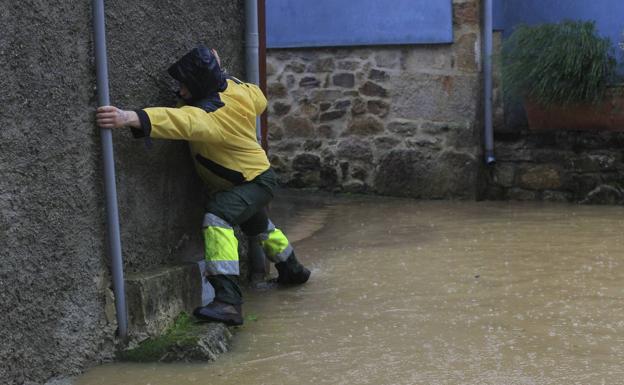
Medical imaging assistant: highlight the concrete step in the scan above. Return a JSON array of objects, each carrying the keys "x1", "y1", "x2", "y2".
[{"x1": 125, "y1": 263, "x2": 204, "y2": 338}]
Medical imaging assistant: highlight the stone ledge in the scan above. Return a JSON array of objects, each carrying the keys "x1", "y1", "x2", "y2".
[
  {"x1": 119, "y1": 313, "x2": 232, "y2": 362},
  {"x1": 125, "y1": 263, "x2": 203, "y2": 338}
]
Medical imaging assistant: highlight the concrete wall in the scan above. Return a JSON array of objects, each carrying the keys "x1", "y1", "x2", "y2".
[
  {"x1": 0, "y1": 1, "x2": 244, "y2": 384},
  {"x1": 266, "y1": 0, "x2": 484, "y2": 199}
]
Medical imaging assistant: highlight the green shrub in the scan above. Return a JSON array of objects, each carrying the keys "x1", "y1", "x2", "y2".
[{"x1": 502, "y1": 20, "x2": 616, "y2": 105}]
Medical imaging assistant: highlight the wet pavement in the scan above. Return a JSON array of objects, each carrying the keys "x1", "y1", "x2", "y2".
[{"x1": 77, "y1": 192, "x2": 624, "y2": 385}]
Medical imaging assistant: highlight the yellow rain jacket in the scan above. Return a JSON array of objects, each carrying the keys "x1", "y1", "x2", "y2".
[{"x1": 135, "y1": 78, "x2": 270, "y2": 194}]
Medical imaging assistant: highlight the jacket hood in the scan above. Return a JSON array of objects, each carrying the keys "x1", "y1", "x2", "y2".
[{"x1": 167, "y1": 46, "x2": 228, "y2": 101}]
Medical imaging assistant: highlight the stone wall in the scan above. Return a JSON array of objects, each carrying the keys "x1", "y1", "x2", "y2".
[
  {"x1": 266, "y1": 0, "x2": 484, "y2": 199},
  {"x1": 0, "y1": 1, "x2": 244, "y2": 384},
  {"x1": 486, "y1": 128, "x2": 624, "y2": 204}
]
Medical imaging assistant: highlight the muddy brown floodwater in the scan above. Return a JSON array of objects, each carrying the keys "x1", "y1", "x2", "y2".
[{"x1": 77, "y1": 194, "x2": 624, "y2": 385}]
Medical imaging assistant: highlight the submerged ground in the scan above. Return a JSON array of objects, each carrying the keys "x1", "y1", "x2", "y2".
[{"x1": 77, "y1": 191, "x2": 624, "y2": 385}]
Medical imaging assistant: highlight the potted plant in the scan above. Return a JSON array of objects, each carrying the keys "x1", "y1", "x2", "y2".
[{"x1": 502, "y1": 20, "x2": 624, "y2": 131}]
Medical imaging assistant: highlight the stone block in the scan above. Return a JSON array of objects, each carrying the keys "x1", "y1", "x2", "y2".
[
  {"x1": 273, "y1": 140, "x2": 301, "y2": 152},
  {"x1": 274, "y1": 51, "x2": 293, "y2": 61},
  {"x1": 320, "y1": 165, "x2": 339, "y2": 189},
  {"x1": 288, "y1": 171, "x2": 321, "y2": 187},
  {"x1": 338, "y1": 60, "x2": 361, "y2": 71},
  {"x1": 343, "y1": 180, "x2": 368, "y2": 193},
  {"x1": 568, "y1": 174, "x2": 601, "y2": 199},
  {"x1": 272, "y1": 102, "x2": 291, "y2": 116},
  {"x1": 282, "y1": 116, "x2": 316, "y2": 137},
  {"x1": 337, "y1": 138, "x2": 374, "y2": 163},
  {"x1": 369, "y1": 69, "x2": 389, "y2": 82},
  {"x1": 320, "y1": 110, "x2": 347, "y2": 122},
  {"x1": 299, "y1": 76, "x2": 321, "y2": 88},
  {"x1": 507, "y1": 188, "x2": 538, "y2": 201},
  {"x1": 267, "y1": 123, "x2": 283, "y2": 141},
  {"x1": 296, "y1": 100, "x2": 320, "y2": 119},
  {"x1": 373, "y1": 150, "x2": 478, "y2": 199},
  {"x1": 367, "y1": 100, "x2": 389, "y2": 117},
  {"x1": 543, "y1": 190, "x2": 573, "y2": 203},
  {"x1": 351, "y1": 98, "x2": 367, "y2": 115},
  {"x1": 292, "y1": 153, "x2": 321, "y2": 172},
  {"x1": 419, "y1": 121, "x2": 448, "y2": 135},
  {"x1": 303, "y1": 139, "x2": 323, "y2": 151},
  {"x1": 387, "y1": 119, "x2": 419, "y2": 136},
  {"x1": 119, "y1": 313, "x2": 232, "y2": 362},
  {"x1": 359, "y1": 81, "x2": 388, "y2": 97},
  {"x1": 125, "y1": 263, "x2": 202, "y2": 337},
  {"x1": 269, "y1": 154, "x2": 287, "y2": 172},
  {"x1": 343, "y1": 116, "x2": 384, "y2": 136},
  {"x1": 453, "y1": 0, "x2": 479, "y2": 26},
  {"x1": 517, "y1": 165, "x2": 562, "y2": 190},
  {"x1": 572, "y1": 153, "x2": 620, "y2": 172},
  {"x1": 406, "y1": 136, "x2": 443, "y2": 150},
  {"x1": 492, "y1": 163, "x2": 515, "y2": 187},
  {"x1": 351, "y1": 167, "x2": 368, "y2": 180},
  {"x1": 374, "y1": 136, "x2": 402, "y2": 152},
  {"x1": 333, "y1": 73, "x2": 355, "y2": 88},
  {"x1": 581, "y1": 185, "x2": 624, "y2": 205},
  {"x1": 495, "y1": 141, "x2": 533, "y2": 162},
  {"x1": 311, "y1": 89, "x2": 343, "y2": 103},
  {"x1": 285, "y1": 61, "x2": 306, "y2": 73},
  {"x1": 390, "y1": 73, "x2": 479, "y2": 122},
  {"x1": 318, "y1": 124, "x2": 336, "y2": 138},
  {"x1": 319, "y1": 102, "x2": 331, "y2": 111},
  {"x1": 454, "y1": 32, "x2": 479, "y2": 72},
  {"x1": 335, "y1": 100, "x2": 352, "y2": 110},
  {"x1": 268, "y1": 82, "x2": 288, "y2": 99},
  {"x1": 307, "y1": 57, "x2": 335, "y2": 73},
  {"x1": 374, "y1": 50, "x2": 401, "y2": 68},
  {"x1": 285, "y1": 74, "x2": 296, "y2": 88},
  {"x1": 403, "y1": 46, "x2": 453, "y2": 72},
  {"x1": 266, "y1": 62, "x2": 277, "y2": 77}
]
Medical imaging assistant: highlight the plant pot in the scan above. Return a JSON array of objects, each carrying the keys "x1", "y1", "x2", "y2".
[{"x1": 524, "y1": 86, "x2": 624, "y2": 131}]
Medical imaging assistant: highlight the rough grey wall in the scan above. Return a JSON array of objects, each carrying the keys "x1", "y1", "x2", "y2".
[{"x1": 0, "y1": 1, "x2": 244, "y2": 384}]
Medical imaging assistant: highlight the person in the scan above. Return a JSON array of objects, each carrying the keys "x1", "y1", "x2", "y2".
[{"x1": 96, "y1": 46, "x2": 310, "y2": 326}]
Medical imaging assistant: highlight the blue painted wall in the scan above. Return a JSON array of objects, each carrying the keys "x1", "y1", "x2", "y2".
[
  {"x1": 267, "y1": 0, "x2": 453, "y2": 48},
  {"x1": 497, "y1": 0, "x2": 623, "y2": 57}
]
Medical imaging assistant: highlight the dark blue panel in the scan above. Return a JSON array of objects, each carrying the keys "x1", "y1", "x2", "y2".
[
  {"x1": 493, "y1": 0, "x2": 505, "y2": 31},
  {"x1": 503, "y1": 0, "x2": 624, "y2": 52},
  {"x1": 267, "y1": 0, "x2": 453, "y2": 48}
]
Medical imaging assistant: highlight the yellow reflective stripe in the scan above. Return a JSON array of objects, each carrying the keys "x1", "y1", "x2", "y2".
[
  {"x1": 203, "y1": 226, "x2": 238, "y2": 262},
  {"x1": 261, "y1": 228, "x2": 290, "y2": 259}
]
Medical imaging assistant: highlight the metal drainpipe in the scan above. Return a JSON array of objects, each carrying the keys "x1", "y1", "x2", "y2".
[
  {"x1": 92, "y1": 0, "x2": 128, "y2": 340},
  {"x1": 245, "y1": 0, "x2": 269, "y2": 279},
  {"x1": 484, "y1": 0, "x2": 496, "y2": 165},
  {"x1": 245, "y1": 0, "x2": 262, "y2": 142}
]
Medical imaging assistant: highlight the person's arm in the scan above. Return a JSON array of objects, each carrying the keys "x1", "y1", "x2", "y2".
[{"x1": 96, "y1": 105, "x2": 223, "y2": 143}]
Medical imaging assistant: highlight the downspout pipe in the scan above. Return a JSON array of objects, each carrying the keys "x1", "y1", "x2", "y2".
[
  {"x1": 92, "y1": 0, "x2": 128, "y2": 340},
  {"x1": 483, "y1": 0, "x2": 496, "y2": 165},
  {"x1": 245, "y1": 0, "x2": 262, "y2": 143},
  {"x1": 245, "y1": 0, "x2": 269, "y2": 280}
]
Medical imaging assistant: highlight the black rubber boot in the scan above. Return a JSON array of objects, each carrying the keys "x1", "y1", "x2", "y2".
[
  {"x1": 193, "y1": 300, "x2": 243, "y2": 326},
  {"x1": 275, "y1": 252, "x2": 311, "y2": 285},
  {"x1": 193, "y1": 275, "x2": 244, "y2": 325}
]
